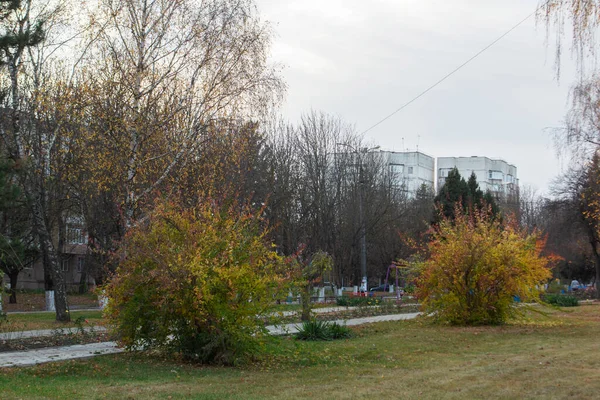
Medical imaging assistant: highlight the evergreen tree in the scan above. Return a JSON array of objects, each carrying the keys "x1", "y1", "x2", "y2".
[
  {"x1": 467, "y1": 172, "x2": 483, "y2": 207},
  {"x1": 0, "y1": 0, "x2": 44, "y2": 60},
  {"x1": 483, "y1": 191, "x2": 500, "y2": 217},
  {"x1": 434, "y1": 168, "x2": 500, "y2": 223},
  {"x1": 434, "y1": 168, "x2": 469, "y2": 222}
]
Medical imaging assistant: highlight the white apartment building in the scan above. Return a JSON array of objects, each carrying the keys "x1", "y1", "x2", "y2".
[
  {"x1": 380, "y1": 150, "x2": 435, "y2": 197},
  {"x1": 437, "y1": 156, "x2": 518, "y2": 200}
]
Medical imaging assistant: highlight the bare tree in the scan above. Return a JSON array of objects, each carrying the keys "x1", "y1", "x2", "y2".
[
  {"x1": 519, "y1": 185, "x2": 545, "y2": 232},
  {"x1": 264, "y1": 111, "x2": 415, "y2": 288}
]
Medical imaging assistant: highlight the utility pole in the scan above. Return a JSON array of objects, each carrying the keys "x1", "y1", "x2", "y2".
[{"x1": 337, "y1": 143, "x2": 379, "y2": 292}]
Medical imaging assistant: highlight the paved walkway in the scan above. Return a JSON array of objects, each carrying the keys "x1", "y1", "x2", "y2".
[
  {"x1": 0, "y1": 342, "x2": 123, "y2": 368},
  {"x1": 272, "y1": 306, "x2": 357, "y2": 317},
  {"x1": 272, "y1": 303, "x2": 417, "y2": 317},
  {"x1": 0, "y1": 312, "x2": 420, "y2": 368},
  {"x1": 265, "y1": 312, "x2": 420, "y2": 335}
]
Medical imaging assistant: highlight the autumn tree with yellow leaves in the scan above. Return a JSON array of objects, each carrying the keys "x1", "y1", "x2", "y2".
[{"x1": 76, "y1": 0, "x2": 284, "y2": 225}]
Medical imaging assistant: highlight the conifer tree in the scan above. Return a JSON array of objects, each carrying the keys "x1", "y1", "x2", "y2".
[
  {"x1": 467, "y1": 172, "x2": 483, "y2": 207},
  {"x1": 434, "y1": 168, "x2": 500, "y2": 223},
  {"x1": 434, "y1": 168, "x2": 469, "y2": 222}
]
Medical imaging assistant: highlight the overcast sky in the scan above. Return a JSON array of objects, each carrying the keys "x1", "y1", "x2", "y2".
[{"x1": 255, "y1": 0, "x2": 578, "y2": 195}]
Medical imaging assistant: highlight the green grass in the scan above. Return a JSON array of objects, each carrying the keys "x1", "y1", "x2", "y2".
[
  {"x1": 1, "y1": 311, "x2": 104, "y2": 332},
  {"x1": 1, "y1": 305, "x2": 600, "y2": 398}
]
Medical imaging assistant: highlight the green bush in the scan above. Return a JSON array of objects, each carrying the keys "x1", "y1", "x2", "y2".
[
  {"x1": 105, "y1": 201, "x2": 287, "y2": 365},
  {"x1": 327, "y1": 321, "x2": 353, "y2": 339},
  {"x1": 335, "y1": 296, "x2": 381, "y2": 307},
  {"x1": 336, "y1": 296, "x2": 350, "y2": 306},
  {"x1": 295, "y1": 319, "x2": 353, "y2": 341},
  {"x1": 544, "y1": 294, "x2": 579, "y2": 307}
]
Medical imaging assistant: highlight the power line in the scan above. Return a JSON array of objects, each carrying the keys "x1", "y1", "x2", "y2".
[{"x1": 361, "y1": 2, "x2": 549, "y2": 135}]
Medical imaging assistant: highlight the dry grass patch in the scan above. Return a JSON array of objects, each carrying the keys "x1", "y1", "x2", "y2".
[{"x1": 1, "y1": 305, "x2": 599, "y2": 399}]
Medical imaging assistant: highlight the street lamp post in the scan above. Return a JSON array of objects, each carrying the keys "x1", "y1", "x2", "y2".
[
  {"x1": 358, "y1": 162, "x2": 367, "y2": 293},
  {"x1": 337, "y1": 143, "x2": 380, "y2": 293}
]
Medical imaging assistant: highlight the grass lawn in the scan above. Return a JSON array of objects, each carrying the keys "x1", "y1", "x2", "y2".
[
  {"x1": 1, "y1": 305, "x2": 599, "y2": 399},
  {"x1": 1, "y1": 292, "x2": 99, "y2": 313},
  {"x1": 1, "y1": 311, "x2": 105, "y2": 332}
]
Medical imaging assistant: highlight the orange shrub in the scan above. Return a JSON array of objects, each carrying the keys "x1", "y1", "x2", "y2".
[{"x1": 417, "y1": 209, "x2": 553, "y2": 325}]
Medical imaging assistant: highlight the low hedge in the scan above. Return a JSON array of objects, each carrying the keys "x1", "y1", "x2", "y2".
[{"x1": 543, "y1": 293, "x2": 579, "y2": 307}]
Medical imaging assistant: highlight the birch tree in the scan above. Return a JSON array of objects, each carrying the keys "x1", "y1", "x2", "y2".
[
  {"x1": 539, "y1": 0, "x2": 600, "y2": 78},
  {"x1": 79, "y1": 0, "x2": 283, "y2": 226},
  {"x1": 0, "y1": 0, "x2": 78, "y2": 321}
]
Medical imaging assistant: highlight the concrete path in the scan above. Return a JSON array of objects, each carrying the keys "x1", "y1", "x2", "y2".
[
  {"x1": 0, "y1": 342, "x2": 123, "y2": 368},
  {"x1": 0, "y1": 312, "x2": 420, "y2": 368},
  {"x1": 272, "y1": 303, "x2": 417, "y2": 317},
  {"x1": 272, "y1": 306, "x2": 357, "y2": 317},
  {"x1": 265, "y1": 312, "x2": 421, "y2": 335}
]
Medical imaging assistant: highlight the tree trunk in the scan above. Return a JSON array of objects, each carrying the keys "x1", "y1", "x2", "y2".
[
  {"x1": 43, "y1": 250, "x2": 53, "y2": 290},
  {"x1": 31, "y1": 195, "x2": 70, "y2": 322},
  {"x1": 8, "y1": 270, "x2": 18, "y2": 304},
  {"x1": 590, "y1": 240, "x2": 600, "y2": 300},
  {"x1": 595, "y1": 251, "x2": 600, "y2": 300},
  {"x1": 78, "y1": 265, "x2": 88, "y2": 294},
  {"x1": 300, "y1": 286, "x2": 311, "y2": 322}
]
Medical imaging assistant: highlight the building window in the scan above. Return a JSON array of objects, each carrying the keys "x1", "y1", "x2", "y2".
[
  {"x1": 489, "y1": 171, "x2": 504, "y2": 180},
  {"x1": 77, "y1": 258, "x2": 84, "y2": 273},
  {"x1": 408, "y1": 166, "x2": 413, "y2": 174},
  {"x1": 67, "y1": 227, "x2": 88, "y2": 245},
  {"x1": 439, "y1": 169, "x2": 453, "y2": 178},
  {"x1": 389, "y1": 164, "x2": 404, "y2": 174},
  {"x1": 61, "y1": 259, "x2": 70, "y2": 272}
]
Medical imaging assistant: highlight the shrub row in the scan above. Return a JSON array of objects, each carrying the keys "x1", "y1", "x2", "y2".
[
  {"x1": 543, "y1": 294, "x2": 579, "y2": 307},
  {"x1": 336, "y1": 296, "x2": 382, "y2": 307}
]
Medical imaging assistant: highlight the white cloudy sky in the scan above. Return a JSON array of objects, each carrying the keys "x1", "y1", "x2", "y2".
[{"x1": 255, "y1": 0, "x2": 579, "y2": 194}]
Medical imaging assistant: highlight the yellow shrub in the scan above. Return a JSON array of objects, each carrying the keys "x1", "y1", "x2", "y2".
[{"x1": 104, "y1": 200, "x2": 287, "y2": 364}]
